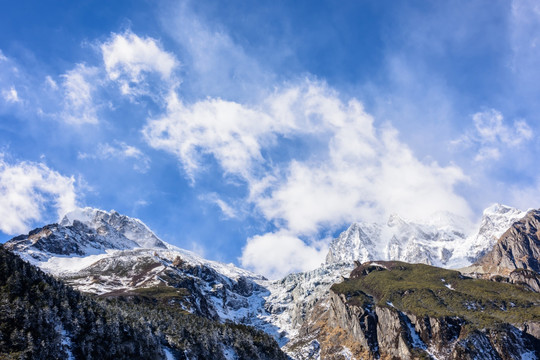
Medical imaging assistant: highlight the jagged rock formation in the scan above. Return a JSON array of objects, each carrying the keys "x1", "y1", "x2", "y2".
[
  {"x1": 325, "y1": 205, "x2": 525, "y2": 269},
  {"x1": 477, "y1": 209, "x2": 540, "y2": 274},
  {"x1": 459, "y1": 209, "x2": 540, "y2": 293},
  {"x1": 464, "y1": 204, "x2": 526, "y2": 263}
]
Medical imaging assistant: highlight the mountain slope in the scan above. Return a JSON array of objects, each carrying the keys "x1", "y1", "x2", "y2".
[
  {"x1": 463, "y1": 204, "x2": 526, "y2": 263},
  {"x1": 2, "y1": 209, "x2": 293, "y2": 353},
  {"x1": 3, "y1": 204, "x2": 537, "y2": 359},
  {"x1": 0, "y1": 246, "x2": 163, "y2": 360},
  {"x1": 0, "y1": 246, "x2": 287, "y2": 360},
  {"x1": 477, "y1": 209, "x2": 540, "y2": 274},
  {"x1": 288, "y1": 261, "x2": 540, "y2": 360}
]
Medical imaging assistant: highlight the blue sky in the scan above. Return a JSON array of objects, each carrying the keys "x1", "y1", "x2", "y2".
[{"x1": 1, "y1": 0, "x2": 540, "y2": 278}]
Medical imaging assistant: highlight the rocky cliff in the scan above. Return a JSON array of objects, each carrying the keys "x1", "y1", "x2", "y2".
[
  {"x1": 477, "y1": 209, "x2": 540, "y2": 274},
  {"x1": 288, "y1": 261, "x2": 540, "y2": 359}
]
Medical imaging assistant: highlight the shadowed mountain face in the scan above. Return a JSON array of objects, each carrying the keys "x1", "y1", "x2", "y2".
[{"x1": 477, "y1": 209, "x2": 540, "y2": 275}]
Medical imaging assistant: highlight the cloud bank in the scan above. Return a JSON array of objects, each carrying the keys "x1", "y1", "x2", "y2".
[
  {"x1": 0, "y1": 156, "x2": 78, "y2": 234},
  {"x1": 143, "y1": 81, "x2": 472, "y2": 278}
]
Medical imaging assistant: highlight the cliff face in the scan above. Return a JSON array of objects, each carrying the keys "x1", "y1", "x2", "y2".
[
  {"x1": 327, "y1": 292, "x2": 538, "y2": 360},
  {"x1": 288, "y1": 261, "x2": 540, "y2": 360},
  {"x1": 477, "y1": 210, "x2": 540, "y2": 275},
  {"x1": 461, "y1": 210, "x2": 540, "y2": 294}
]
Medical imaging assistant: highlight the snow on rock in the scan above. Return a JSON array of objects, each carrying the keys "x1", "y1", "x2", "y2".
[
  {"x1": 325, "y1": 204, "x2": 526, "y2": 270},
  {"x1": 163, "y1": 347, "x2": 175, "y2": 360},
  {"x1": 60, "y1": 207, "x2": 168, "y2": 249},
  {"x1": 461, "y1": 203, "x2": 526, "y2": 263},
  {"x1": 256, "y1": 263, "x2": 353, "y2": 346}
]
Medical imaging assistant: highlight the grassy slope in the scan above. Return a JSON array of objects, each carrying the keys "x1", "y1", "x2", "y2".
[{"x1": 331, "y1": 261, "x2": 540, "y2": 328}]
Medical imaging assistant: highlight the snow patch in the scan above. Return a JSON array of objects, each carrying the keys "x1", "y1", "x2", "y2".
[
  {"x1": 163, "y1": 347, "x2": 175, "y2": 360},
  {"x1": 338, "y1": 347, "x2": 355, "y2": 360},
  {"x1": 402, "y1": 315, "x2": 426, "y2": 349},
  {"x1": 521, "y1": 351, "x2": 536, "y2": 360}
]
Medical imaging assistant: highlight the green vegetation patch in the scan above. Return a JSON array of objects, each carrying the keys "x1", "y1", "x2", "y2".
[
  {"x1": 131, "y1": 285, "x2": 190, "y2": 300},
  {"x1": 331, "y1": 261, "x2": 540, "y2": 328}
]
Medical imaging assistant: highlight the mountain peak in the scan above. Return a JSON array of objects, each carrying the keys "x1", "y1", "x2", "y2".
[
  {"x1": 325, "y1": 205, "x2": 528, "y2": 269},
  {"x1": 60, "y1": 207, "x2": 168, "y2": 249},
  {"x1": 476, "y1": 208, "x2": 540, "y2": 274},
  {"x1": 483, "y1": 203, "x2": 520, "y2": 216}
]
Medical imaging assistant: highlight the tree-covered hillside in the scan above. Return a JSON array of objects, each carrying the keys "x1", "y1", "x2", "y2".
[
  {"x1": 0, "y1": 246, "x2": 162, "y2": 360},
  {"x1": 0, "y1": 247, "x2": 287, "y2": 359}
]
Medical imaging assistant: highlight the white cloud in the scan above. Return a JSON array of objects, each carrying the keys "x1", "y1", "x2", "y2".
[
  {"x1": 45, "y1": 75, "x2": 58, "y2": 90},
  {"x1": 454, "y1": 109, "x2": 533, "y2": 162},
  {"x1": 143, "y1": 90, "x2": 287, "y2": 179},
  {"x1": 0, "y1": 156, "x2": 78, "y2": 234},
  {"x1": 2, "y1": 86, "x2": 20, "y2": 103},
  {"x1": 101, "y1": 31, "x2": 178, "y2": 96},
  {"x1": 198, "y1": 193, "x2": 238, "y2": 219},
  {"x1": 78, "y1": 142, "x2": 150, "y2": 173},
  {"x1": 240, "y1": 231, "x2": 328, "y2": 279},
  {"x1": 61, "y1": 64, "x2": 100, "y2": 125},
  {"x1": 144, "y1": 81, "x2": 472, "y2": 277}
]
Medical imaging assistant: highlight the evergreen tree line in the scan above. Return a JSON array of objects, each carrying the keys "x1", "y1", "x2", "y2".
[
  {"x1": 0, "y1": 247, "x2": 162, "y2": 359},
  {"x1": 104, "y1": 296, "x2": 288, "y2": 360}
]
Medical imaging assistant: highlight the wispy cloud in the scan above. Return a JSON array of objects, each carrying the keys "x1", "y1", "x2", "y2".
[
  {"x1": 161, "y1": 2, "x2": 272, "y2": 101},
  {"x1": 2, "y1": 86, "x2": 20, "y2": 103},
  {"x1": 0, "y1": 155, "x2": 78, "y2": 234},
  {"x1": 453, "y1": 109, "x2": 533, "y2": 162},
  {"x1": 198, "y1": 193, "x2": 238, "y2": 219},
  {"x1": 78, "y1": 142, "x2": 150, "y2": 173},
  {"x1": 60, "y1": 64, "x2": 101, "y2": 125}
]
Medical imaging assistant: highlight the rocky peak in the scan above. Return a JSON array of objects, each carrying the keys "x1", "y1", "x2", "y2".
[
  {"x1": 476, "y1": 209, "x2": 540, "y2": 275},
  {"x1": 60, "y1": 207, "x2": 167, "y2": 249},
  {"x1": 325, "y1": 205, "x2": 527, "y2": 269},
  {"x1": 464, "y1": 204, "x2": 526, "y2": 263},
  {"x1": 325, "y1": 222, "x2": 381, "y2": 265},
  {"x1": 325, "y1": 212, "x2": 468, "y2": 268},
  {"x1": 3, "y1": 220, "x2": 139, "y2": 261}
]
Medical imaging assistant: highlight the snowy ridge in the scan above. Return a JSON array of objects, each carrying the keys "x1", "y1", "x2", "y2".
[
  {"x1": 258, "y1": 263, "x2": 353, "y2": 346},
  {"x1": 325, "y1": 204, "x2": 526, "y2": 269},
  {"x1": 60, "y1": 207, "x2": 168, "y2": 249},
  {"x1": 461, "y1": 203, "x2": 526, "y2": 263}
]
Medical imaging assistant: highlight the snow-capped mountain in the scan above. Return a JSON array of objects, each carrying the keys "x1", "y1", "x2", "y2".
[
  {"x1": 325, "y1": 204, "x2": 526, "y2": 269},
  {"x1": 60, "y1": 207, "x2": 168, "y2": 249},
  {"x1": 463, "y1": 203, "x2": 526, "y2": 263},
  {"x1": 3, "y1": 204, "x2": 532, "y2": 359},
  {"x1": 5, "y1": 208, "x2": 272, "y2": 322}
]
